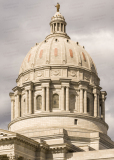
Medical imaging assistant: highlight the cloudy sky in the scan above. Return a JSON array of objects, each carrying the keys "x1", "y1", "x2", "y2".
[{"x1": 0, "y1": 0, "x2": 114, "y2": 140}]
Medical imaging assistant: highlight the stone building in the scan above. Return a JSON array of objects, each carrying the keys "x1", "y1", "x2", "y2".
[{"x1": 1, "y1": 5, "x2": 114, "y2": 160}]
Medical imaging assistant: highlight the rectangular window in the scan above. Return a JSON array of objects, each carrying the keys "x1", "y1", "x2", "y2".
[{"x1": 74, "y1": 119, "x2": 78, "y2": 125}]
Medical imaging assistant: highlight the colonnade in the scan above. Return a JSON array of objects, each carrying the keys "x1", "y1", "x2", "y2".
[
  {"x1": 10, "y1": 84, "x2": 106, "y2": 121},
  {"x1": 51, "y1": 22, "x2": 66, "y2": 33}
]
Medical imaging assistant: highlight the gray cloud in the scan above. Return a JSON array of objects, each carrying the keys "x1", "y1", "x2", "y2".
[{"x1": 0, "y1": 0, "x2": 114, "y2": 140}]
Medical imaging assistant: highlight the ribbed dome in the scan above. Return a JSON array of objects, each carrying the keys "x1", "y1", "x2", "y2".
[
  {"x1": 19, "y1": 37, "x2": 97, "y2": 75},
  {"x1": 19, "y1": 11, "x2": 97, "y2": 76}
]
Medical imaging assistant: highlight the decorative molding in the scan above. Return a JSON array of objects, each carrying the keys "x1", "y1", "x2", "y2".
[
  {"x1": 68, "y1": 70, "x2": 77, "y2": 77},
  {"x1": 84, "y1": 72, "x2": 90, "y2": 81},
  {"x1": 51, "y1": 69, "x2": 61, "y2": 76},
  {"x1": 35, "y1": 71, "x2": 44, "y2": 78},
  {"x1": 0, "y1": 144, "x2": 14, "y2": 150}
]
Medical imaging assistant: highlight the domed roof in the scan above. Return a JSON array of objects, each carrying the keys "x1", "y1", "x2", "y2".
[
  {"x1": 19, "y1": 38, "x2": 97, "y2": 75},
  {"x1": 19, "y1": 11, "x2": 97, "y2": 75}
]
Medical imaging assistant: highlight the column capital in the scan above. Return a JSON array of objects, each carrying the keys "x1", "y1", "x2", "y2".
[
  {"x1": 9, "y1": 92, "x2": 15, "y2": 101},
  {"x1": 93, "y1": 89, "x2": 100, "y2": 95},
  {"x1": 93, "y1": 86, "x2": 101, "y2": 95},
  {"x1": 25, "y1": 83, "x2": 33, "y2": 91},
  {"x1": 14, "y1": 91, "x2": 21, "y2": 96},
  {"x1": 100, "y1": 91, "x2": 107, "y2": 100}
]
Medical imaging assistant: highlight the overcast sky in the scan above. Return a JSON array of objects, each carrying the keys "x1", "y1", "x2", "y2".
[{"x1": 0, "y1": 0, "x2": 114, "y2": 140}]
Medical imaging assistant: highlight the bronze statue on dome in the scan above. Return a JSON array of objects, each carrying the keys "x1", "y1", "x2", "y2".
[{"x1": 55, "y1": 3, "x2": 60, "y2": 12}]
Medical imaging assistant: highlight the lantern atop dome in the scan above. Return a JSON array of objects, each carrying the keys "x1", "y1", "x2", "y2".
[{"x1": 46, "y1": 4, "x2": 70, "y2": 40}]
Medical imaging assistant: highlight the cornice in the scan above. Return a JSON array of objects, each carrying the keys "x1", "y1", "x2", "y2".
[
  {"x1": 45, "y1": 33, "x2": 70, "y2": 40},
  {"x1": 0, "y1": 132, "x2": 39, "y2": 149}
]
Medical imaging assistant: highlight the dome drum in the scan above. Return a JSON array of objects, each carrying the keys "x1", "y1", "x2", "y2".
[{"x1": 9, "y1": 76, "x2": 107, "y2": 135}]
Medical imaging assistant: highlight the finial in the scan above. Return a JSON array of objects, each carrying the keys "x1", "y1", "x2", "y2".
[{"x1": 55, "y1": 3, "x2": 60, "y2": 12}]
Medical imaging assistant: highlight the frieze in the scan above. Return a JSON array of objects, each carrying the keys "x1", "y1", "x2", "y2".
[
  {"x1": 51, "y1": 69, "x2": 61, "y2": 76},
  {"x1": 35, "y1": 71, "x2": 44, "y2": 78},
  {"x1": 84, "y1": 72, "x2": 90, "y2": 81},
  {"x1": 68, "y1": 70, "x2": 77, "y2": 77}
]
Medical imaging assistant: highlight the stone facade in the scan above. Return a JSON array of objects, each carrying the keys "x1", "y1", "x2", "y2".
[{"x1": 1, "y1": 4, "x2": 114, "y2": 160}]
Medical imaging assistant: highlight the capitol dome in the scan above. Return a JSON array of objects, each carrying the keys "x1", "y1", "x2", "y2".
[
  {"x1": 19, "y1": 11, "x2": 97, "y2": 79},
  {"x1": 9, "y1": 5, "x2": 109, "y2": 154}
]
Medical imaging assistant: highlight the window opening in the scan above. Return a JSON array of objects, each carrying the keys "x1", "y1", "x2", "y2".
[
  {"x1": 36, "y1": 95, "x2": 42, "y2": 110},
  {"x1": 74, "y1": 119, "x2": 78, "y2": 125},
  {"x1": 52, "y1": 94, "x2": 59, "y2": 108}
]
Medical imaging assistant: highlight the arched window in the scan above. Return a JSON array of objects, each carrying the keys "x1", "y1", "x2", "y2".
[
  {"x1": 52, "y1": 94, "x2": 59, "y2": 108},
  {"x1": 36, "y1": 95, "x2": 42, "y2": 110},
  {"x1": 70, "y1": 94, "x2": 76, "y2": 111},
  {"x1": 87, "y1": 97, "x2": 90, "y2": 113}
]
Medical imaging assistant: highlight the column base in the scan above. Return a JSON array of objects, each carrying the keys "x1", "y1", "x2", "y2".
[{"x1": 61, "y1": 110, "x2": 70, "y2": 113}]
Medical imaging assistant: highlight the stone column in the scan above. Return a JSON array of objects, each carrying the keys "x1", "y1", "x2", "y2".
[
  {"x1": 26, "y1": 90, "x2": 28, "y2": 114},
  {"x1": 17, "y1": 94, "x2": 20, "y2": 117},
  {"x1": 94, "y1": 93, "x2": 98, "y2": 117},
  {"x1": 84, "y1": 90, "x2": 87, "y2": 113},
  {"x1": 11, "y1": 100, "x2": 15, "y2": 120},
  {"x1": 66, "y1": 87, "x2": 69, "y2": 111},
  {"x1": 80, "y1": 88, "x2": 83, "y2": 113},
  {"x1": 75, "y1": 94, "x2": 78, "y2": 112},
  {"x1": 101, "y1": 99, "x2": 105, "y2": 121},
  {"x1": 29, "y1": 90, "x2": 32, "y2": 114},
  {"x1": 46, "y1": 87, "x2": 50, "y2": 112},
  {"x1": 51, "y1": 25, "x2": 52, "y2": 33},
  {"x1": 61, "y1": 86, "x2": 65, "y2": 111},
  {"x1": 42, "y1": 87, "x2": 45, "y2": 111},
  {"x1": 56, "y1": 23, "x2": 57, "y2": 32},
  {"x1": 97, "y1": 94, "x2": 100, "y2": 117},
  {"x1": 77, "y1": 91, "x2": 80, "y2": 112},
  {"x1": 34, "y1": 95, "x2": 36, "y2": 112},
  {"x1": 63, "y1": 24, "x2": 64, "y2": 32},
  {"x1": 15, "y1": 95, "x2": 17, "y2": 118},
  {"x1": 59, "y1": 23, "x2": 61, "y2": 32}
]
